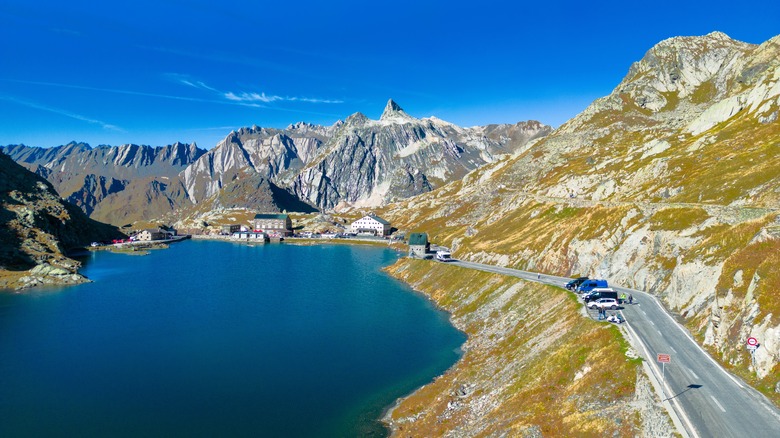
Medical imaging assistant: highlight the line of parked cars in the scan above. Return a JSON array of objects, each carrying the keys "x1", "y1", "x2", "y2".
[{"x1": 565, "y1": 276, "x2": 621, "y2": 309}]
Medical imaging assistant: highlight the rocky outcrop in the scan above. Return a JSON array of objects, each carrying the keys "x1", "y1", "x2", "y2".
[
  {"x1": 382, "y1": 32, "x2": 780, "y2": 402},
  {"x1": 0, "y1": 151, "x2": 123, "y2": 290},
  {"x1": 181, "y1": 124, "x2": 332, "y2": 205},
  {"x1": 89, "y1": 176, "x2": 192, "y2": 226},
  {"x1": 66, "y1": 174, "x2": 128, "y2": 216}
]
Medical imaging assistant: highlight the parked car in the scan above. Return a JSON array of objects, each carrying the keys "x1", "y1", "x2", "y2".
[
  {"x1": 583, "y1": 287, "x2": 618, "y2": 303},
  {"x1": 587, "y1": 298, "x2": 619, "y2": 310},
  {"x1": 577, "y1": 279, "x2": 608, "y2": 293},
  {"x1": 565, "y1": 277, "x2": 589, "y2": 291}
]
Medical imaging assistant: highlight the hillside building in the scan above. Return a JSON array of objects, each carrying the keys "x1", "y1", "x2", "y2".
[
  {"x1": 350, "y1": 214, "x2": 391, "y2": 236},
  {"x1": 408, "y1": 232, "x2": 429, "y2": 257},
  {"x1": 253, "y1": 213, "x2": 293, "y2": 236},
  {"x1": 136, "y1": 228, "x2": 175, "y2": 241},
  {"x1": 221, "y1": 224, "x2": 241, "y2": 235}
]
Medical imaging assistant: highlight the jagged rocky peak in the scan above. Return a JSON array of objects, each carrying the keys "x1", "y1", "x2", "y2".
[
  {"x1": 620, "y1": 31, "x2": 755, "y2": 105},
  {"x1": 63, "y1": 141, "x2": 92, "y2": 152},
  {"x1": 345, "y1": 112, "x2": 369, "y2": 125},
  {"x1": 380, "y1": 99, "x2": 415, "y2": 122},
  {"x1": 585, "y1": 31, "x2": 768, "y2": 118},
  {"x1": 287, "y1": 121, "x2": 313, "y2": 130},
  {"x1": 237, "y1": 126, "x2": 260, "y2": 136}
]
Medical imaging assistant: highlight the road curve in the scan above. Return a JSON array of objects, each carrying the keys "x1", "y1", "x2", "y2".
[{"x1": 448, "y1": 259, "x2": 780, "y2": 438}]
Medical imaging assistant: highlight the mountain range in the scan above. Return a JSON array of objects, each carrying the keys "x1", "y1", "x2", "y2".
[
  {"x1": 2, "y1": 102, "x2": 551, "y2": 226},
  {"x1": 1, "y1": 141, "x2": 205, "y2": 224}
]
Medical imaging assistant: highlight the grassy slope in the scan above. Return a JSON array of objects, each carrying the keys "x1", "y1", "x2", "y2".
[{"x1": 384, "y1": 260, "x2": 672, "y2": 436}]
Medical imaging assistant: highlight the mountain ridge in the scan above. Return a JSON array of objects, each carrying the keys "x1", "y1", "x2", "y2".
[
  {"x1": 0, "y1": 141, "x2": 207, "y2": 224},
  {"x1": 174, "y1": 102, "x2": 550, "y2": 224}
]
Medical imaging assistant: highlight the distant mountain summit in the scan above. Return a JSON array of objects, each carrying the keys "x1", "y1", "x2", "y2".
[{"x1": 379, "y1": 98, "x2": 415, "y2": 122}]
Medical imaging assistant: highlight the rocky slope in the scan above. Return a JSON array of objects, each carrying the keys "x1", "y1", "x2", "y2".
[
  {"x1": 381, "y1": 32, "x2": 780, "y2": 402},
  {"x1": 181, "y1": 122, "x2": 334, "y2": 206},
  {"x1": 0, "y1": 151, "x2": 123, "y2": 290},
  {"x1": 1, "y1": 142, "x2": 206, "y2": 223}
]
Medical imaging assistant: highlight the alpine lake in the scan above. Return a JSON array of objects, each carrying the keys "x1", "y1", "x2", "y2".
[{"x1": 0, "y1": 240, "x2": 465, "y2": 437}]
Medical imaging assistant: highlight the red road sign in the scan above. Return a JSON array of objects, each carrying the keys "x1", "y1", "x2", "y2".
[
  {"x1": 747, "y1": 337, "x2": 758, "y2": 346},
  {"x1": 657, "y1": 353, "x2": 671, "y2": 363}
]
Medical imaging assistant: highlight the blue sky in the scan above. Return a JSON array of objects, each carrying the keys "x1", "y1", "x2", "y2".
[{"x1": 1, "y1": 1, "x2": 778, "y2": 149}]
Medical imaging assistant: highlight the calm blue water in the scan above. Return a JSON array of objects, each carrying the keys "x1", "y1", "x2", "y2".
[{"x1": 0, "y1": 240, "x2": 464, "y2": 437}]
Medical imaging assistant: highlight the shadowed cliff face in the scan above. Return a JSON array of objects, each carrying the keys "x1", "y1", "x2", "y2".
[
  {"x1": 0, "y1": 151, "x2": 123, "y2": 289},
  {"x1": 382, "y1": 32, "x2": 780, "y2": 402}
]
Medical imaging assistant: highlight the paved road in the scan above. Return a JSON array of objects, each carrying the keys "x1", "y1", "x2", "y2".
[{"x1": 449, "y1": 259, "x2": 780, "y2": 438}]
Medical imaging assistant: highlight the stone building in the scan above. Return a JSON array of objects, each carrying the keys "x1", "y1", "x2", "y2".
[
  {"x1": 253, "y1": 214, "x2": 293, "y2": 236},
  {"x1": 221, "y1": 224, "x2": 241, "y2": 235},
  {"x1": 136, "y1": 228, "x2": 174, "y2": 241},
  {"x1": 408, "y1": 232, "x2": 429, "y2": 257}
]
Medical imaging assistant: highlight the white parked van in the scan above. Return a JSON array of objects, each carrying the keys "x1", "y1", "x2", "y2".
[{"x1": 435, "y1": 251, "x2": 453, "y2": 262}]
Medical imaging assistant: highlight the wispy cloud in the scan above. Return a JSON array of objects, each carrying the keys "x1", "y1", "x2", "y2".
[
  {"x1": 224, "y1": 91, "x2": 343, "y2": 104},
  {"x1": 164, "y1": 74, "x2": 344, "y2": 105},
  {"x1": 224, "y1": 91, "x2": 282, "y2": 103},
  {"x1": 165, "y1": 73, "x2": 219, "y2": 92},
  {"x1": 0, "y1": 94, "x2": 124, "y2": 131},
  {"x1": 3, "y1": 78, "x2": 344, "y2": 118},
  {"x1": 292, "y1": 96, "x2": 344, "y2": 104},
  {"x1": 7, "y1": 79, "x2": 221, "y2": 104}
]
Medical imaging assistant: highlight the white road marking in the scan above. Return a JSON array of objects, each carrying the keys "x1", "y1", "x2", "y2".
[
  {"x1": 649, "y1": 320, "x2": 655, "y2": 325},
  {"x1": 657, "y1": 330, "x2": 663, "y2": 336},
  {"x1": 689, "y1": 368, "x2": 699, "y2": 380},
  {"x1": 641, "y1": 310, "x2": 647, "y2": 315},
  {"x1": 710, "y1": 395, "x2": 726, "y2": 413},
  {"x1": 670, "y1": 346, "x2": 677, "y2": 353}
]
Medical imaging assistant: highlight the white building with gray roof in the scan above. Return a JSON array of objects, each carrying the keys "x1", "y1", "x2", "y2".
[{"x1": 350, "y1": 214, "x2": 391, "y2": 236}]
